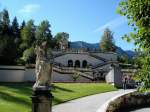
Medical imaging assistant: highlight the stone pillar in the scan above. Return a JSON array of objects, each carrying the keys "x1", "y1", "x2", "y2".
[{"x1": 31, "y1": 87, "x2": 53, "y2": 112}]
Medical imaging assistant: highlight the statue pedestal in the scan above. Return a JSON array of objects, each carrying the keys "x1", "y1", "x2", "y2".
[{"x1": 31, "y1": 86, "x2": 53, "y2": 112}]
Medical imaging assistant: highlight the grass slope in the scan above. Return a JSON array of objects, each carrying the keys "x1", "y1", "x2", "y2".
[{"x1": 0, "y1": 83, "x2": 117, "y2": 112}]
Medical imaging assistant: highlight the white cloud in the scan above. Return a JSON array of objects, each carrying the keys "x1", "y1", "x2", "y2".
[
  {"x1": 19, "y1": 4, "x2": 40, "y2": 14},
  {"x1": 93, "y1": 17, "x2": 127, "y2": 33}
]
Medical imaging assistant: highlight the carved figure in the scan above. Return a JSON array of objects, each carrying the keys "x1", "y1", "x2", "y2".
[{"x1": 33, "y1": 41, "x2": 53, "y2": 89}]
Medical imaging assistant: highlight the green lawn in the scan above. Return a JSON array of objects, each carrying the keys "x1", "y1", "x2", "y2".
[{"x1": 0, "y1": 83, "x2": 117, "y2": 112}]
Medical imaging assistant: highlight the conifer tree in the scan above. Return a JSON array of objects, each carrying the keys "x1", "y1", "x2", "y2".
[
  {"x1": 1, "y1": 9, "x2": 10, "y2": 34},
  {"x1": 12, "y1": 16, "x2": 19, "y2": 38},
  {"x1": 20, "y1": 20, "x2": 26, "y2": 30},
  {"x1": 99, "y1": 28, "x2": 116, "y2": 52}
]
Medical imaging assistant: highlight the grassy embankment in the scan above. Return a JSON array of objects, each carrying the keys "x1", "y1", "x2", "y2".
[{"x1": 0, "y1": 83, "x2": 117, "y2": 112}]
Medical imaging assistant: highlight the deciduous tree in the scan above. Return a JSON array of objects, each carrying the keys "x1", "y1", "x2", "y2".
[
  {"x1": 20, "y1": 19, "x2": 35, "y2": 50},
  {"x1": 118, "y1": 0, "x2": 150, "y2": 88},
  {"x1": 35, "y1": 20, "x2": 52, "y2": 47},
  {"x1": 54, "y1": 32, "x2": 69, "y2": 49}
]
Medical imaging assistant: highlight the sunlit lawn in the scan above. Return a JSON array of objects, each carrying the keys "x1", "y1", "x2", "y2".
[{"x1": 0, "y1": 83, "x2": 117, "y2": 112}]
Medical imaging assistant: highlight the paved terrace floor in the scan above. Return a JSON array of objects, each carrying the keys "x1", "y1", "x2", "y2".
[{"x1": 52, "y1": 89, "x2": 135, "y2": 112}]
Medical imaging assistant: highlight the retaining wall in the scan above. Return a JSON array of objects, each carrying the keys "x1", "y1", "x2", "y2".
[
  {"x1": 0, "y1": 66, "x2": 91, "y2": 82},
  {"x1": 106, "y1": 92, "x2": 150, "y2": 112}
]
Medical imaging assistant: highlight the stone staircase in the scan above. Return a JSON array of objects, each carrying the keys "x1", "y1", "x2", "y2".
[
  {"x1": 92, "y1": 61, "x2": 118, "y2": 69},
  {"x1": 75, "y1": 70, "x2": 94, "y2": 80},
  {"x1": 53, "y1": 65, "x2": 94, "y2": 80},
  {"x1": 53, "y1": 52, "x2": 65, "y2": 58},
  {"x1": 53, "y1": 61, "x2": 66, "y2": 67}
]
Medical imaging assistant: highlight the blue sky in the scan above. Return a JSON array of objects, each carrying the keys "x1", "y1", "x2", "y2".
[{"x1": 0, "y1": 0, "x2": 135, "y2": 50}]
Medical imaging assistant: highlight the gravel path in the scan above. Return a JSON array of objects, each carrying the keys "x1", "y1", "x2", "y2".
[{"x1": 52, "y1": 89, "x2": 135, "y2": 112}]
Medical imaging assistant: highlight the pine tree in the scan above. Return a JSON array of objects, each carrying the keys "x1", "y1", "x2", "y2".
[
  {"x1": 20, "y1": 20, "x2": 26, "y2": 30},
  {"x1": 1, "y1": 9, "x2": 10, "y2": 34},
  {"x1": 0, "y1": 9, "x2": 18, "y2": 64},
  {"x1": 0, "y1": 12, "x2": 3, "y2": 35},
  {"x1": 11, "y1": 16, "x2": 23, "y2": 60},
  {"x1": 18, "y1": 20, "x2": 26, "y2": 57},
  {"x1": 99, "y1": 28, "x2": 116, "y2": 52},
  {"x1": 12, "y1": 16, "x2": 19, "y2": 38}
]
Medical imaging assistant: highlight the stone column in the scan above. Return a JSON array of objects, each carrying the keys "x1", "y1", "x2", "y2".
[{"x1": 31, "y1": 87, "x2": 53, "y2": 112}]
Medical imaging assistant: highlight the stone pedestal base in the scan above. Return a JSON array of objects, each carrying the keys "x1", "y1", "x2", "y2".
[{"x1": 31, "y1": 88, "x2": 52, "y2": 112}]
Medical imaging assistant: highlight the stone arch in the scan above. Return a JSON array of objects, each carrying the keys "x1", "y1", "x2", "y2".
[
  {"x1": 68, "y1": 60, "x2": 73, "y2": 67},
  {"x1": 75, "y1": 60, "x2": 80, "y2": 68},
  {"x1": 82, "y1": 60, "x2": 87, "y2": 68}
]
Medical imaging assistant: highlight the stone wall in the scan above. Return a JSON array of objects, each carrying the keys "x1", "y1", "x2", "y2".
[
  {"x1": 105, "y1": 67, "x2": 114, "y2": 84},
  {"x1": 24, "y1": 68, "x2": 36, "y2": 82},
  {"x1": 0, "y1": 66, "x2": 25, "y2": 82},
  {"x1": 106, "y1": 92, "x2": 150, "y2": 112},
  {"x1": 105, "y1": 65, "x2": 123, "y2": 87},
  {"x1": 0, "y1": 52, "x2": 118, "y2": 82},
  {"x1": 0, "y1": 66, "x2": 91, "y2": 82},
  {"x1": 114, "y1": 66, "x2": 123, "y2": 87}
]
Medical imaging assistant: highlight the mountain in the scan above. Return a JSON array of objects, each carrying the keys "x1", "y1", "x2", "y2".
[
  {"x1": 125, "y1": 50, "x2": 137, "y2": 58},
  {"x1": 70, "y1": 41, "x2": 99, "y2": 49},
  {"x1": 70, "y1": 41, "x2": 136, "y2": 58}
]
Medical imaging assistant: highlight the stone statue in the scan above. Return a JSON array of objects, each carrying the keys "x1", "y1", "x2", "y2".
[
  {"x1": 33, "y1": 41, "x2": 53, "y2": 90},
  {"x1": 59, "y1": 33, "x2": 69, "y2": 50}
]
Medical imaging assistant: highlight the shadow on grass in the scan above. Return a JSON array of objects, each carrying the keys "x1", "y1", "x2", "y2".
[
  {"x1": 53, "y1": 97, "x2": 64, "y2": 105},
  {"x1": 0, "y1": 83, "x2": 75, "y2": 106},
  {"x1": 0, "y1": 83, "x2": 32, "y2": 96},
  {"x1": 0, "y1": 91, "x2": 31, "y2": 107},
  {"x1": 53, "y1": 85, "x2": 74, "y2": 92}
]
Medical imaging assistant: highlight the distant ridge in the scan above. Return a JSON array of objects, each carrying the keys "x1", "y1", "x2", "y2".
[
  {"x1": 70, "y1": 41, "x2": 99, "y2": 49},
  {"x1": 70, "y1": 41, "x2": 136, "y2": 58}
]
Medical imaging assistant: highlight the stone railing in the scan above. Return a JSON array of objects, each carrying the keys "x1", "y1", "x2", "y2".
[
  {"x1": 53, "y1": 65, "x2": 92, "y2": 72},
  {"x1": 53, "y1": 66, "x2": 94, "y2": 80}
]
